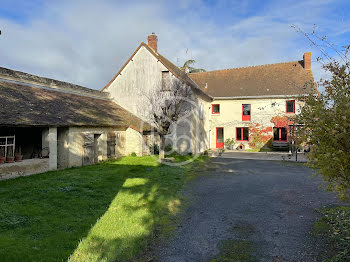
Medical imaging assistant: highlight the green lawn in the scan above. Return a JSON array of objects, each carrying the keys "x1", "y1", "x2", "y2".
[{"x1": 0, "y1": 155, "x2": 208, "y2": 262}]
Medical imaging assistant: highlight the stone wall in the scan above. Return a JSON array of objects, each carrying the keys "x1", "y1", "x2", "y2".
[
  {"x1": 125, "y1": 127, "x2": 143, "y2": 156},
  {"x1": 0, "y1": 159, "x2": 49, "y2": 180},
  {"x1": 66, "y1": 127, "x2": 127, "y2": 167}
]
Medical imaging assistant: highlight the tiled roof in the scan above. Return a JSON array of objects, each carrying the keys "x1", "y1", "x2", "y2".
[
  {"x1": 188, "y1": 61, "x2": 316, "y2": 98},
  {"x1": 0, "y1": 66, "x2": 109, "y2": 99},
  {"x1": 0, "y1": 80, "x2": 150, "y2": 130}
]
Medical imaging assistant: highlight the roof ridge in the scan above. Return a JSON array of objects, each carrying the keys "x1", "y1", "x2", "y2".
[{"x1": 188, "y1": 60, "x2": 303, "y2": 75}]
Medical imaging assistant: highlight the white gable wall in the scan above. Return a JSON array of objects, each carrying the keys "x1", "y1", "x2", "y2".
[{"x1": 105, "y1": 46, "x2": 211, "y2": 154}]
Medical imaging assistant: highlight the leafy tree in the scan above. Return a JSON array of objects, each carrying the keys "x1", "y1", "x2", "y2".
[
  {"x1": 293, "y1": 25, "x2": 350, "y2": 199},
  {"x1": 180, "y1": 59, "x2": 206, "y2": 73}
]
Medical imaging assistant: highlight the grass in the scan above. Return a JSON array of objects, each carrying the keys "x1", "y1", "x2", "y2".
[
  {"x1": 210, "y1": 239, "x2": 257, "y2": 262},
  {"x1": 210, "y1": 222, "x2": 257, "y2": 262},
  {"x1": 0, "y1": 155, "x2": 208, "y2": 262},
  {"x1": 312, "y1": 206, "x2": 350, "y2": 261},
  {"x1": 245, "y1": 148, "x2": 272, "y2": 152}
]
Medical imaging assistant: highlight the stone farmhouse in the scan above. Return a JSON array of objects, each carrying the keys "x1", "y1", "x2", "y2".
[
  {"x1": 0, "y1": 68, "x2": 150, "y2": 179},
  {"x1": 0, "y1": 33, "x2": 315, "y2": 178},
  {"x1": 103, "y1": 34, "x2": 315, "y2": 152}
]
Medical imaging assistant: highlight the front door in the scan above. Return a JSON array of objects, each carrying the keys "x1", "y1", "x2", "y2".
[{"x1": 216, "y1": 127, "x2": 224, "y2": 148}]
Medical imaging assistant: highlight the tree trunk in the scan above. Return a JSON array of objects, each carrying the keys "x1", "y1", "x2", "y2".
[{"x1": 159, "y1": 135, "x2": 165, "y2": 160}]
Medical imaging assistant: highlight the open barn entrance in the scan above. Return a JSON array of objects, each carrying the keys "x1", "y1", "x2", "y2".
[{"x1": 0, "y1": 127, "x2": 45, "y2": 162}]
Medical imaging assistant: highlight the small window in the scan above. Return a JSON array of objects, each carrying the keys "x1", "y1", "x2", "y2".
[
  {"x1": 242, "y1": 104, "x2": 251, "y2": 121},
  {"x1": 236, "y1": 127, "x2": 249, "y2": 141},
  {"x1": 273, "y1": 127, "x2": 287, "y2": 141},
  {"x1": 161, "y1": 71, "x2": 170, "y2": 91},
  {"x1": 286, "y1": 100, "x2": 295, "y2": 113},
  {"x1": 212, "y1": 104, "x2": 220, "y2": 114}
]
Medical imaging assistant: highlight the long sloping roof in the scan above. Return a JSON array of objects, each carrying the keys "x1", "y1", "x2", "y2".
[
  {"x1": 0, "y1": 80, "x2": 150, "y2": 130},
  {"x1": 0, "y1": 66, "x2": 108, "y2": 99},
  {"x1": 188, "y1": 61, "x2": 315, "y2": 98},
  {"x1": 102, "y1": 42, "x2": 212, "y2": 100}
]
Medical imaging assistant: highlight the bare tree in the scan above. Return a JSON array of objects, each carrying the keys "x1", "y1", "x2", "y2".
[{"x1": 143, "y1": 78, "x2": 193, "y2": 160}]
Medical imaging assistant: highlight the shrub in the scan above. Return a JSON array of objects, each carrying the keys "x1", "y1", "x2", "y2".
[
  {"x1": 130, "y1": 152, "x2": 137, "y2": 157},
  {"x1": 149, "y1": 144, "x2": 159, "y2": 155}
]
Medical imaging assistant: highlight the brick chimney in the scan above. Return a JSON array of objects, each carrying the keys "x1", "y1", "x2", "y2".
[
  {"x1": 303, "y1": 52, "x2": 311, "y2": 70},
  {"x1": 147, "y1": 33, "x2": 158, "y2": 52}
]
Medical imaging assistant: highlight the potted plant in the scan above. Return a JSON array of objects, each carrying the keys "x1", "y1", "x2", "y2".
[
  {"x1": 0, "y1": 147, "x2": 5, "y2": 164},
  {"x1": 15, "y1": 146, "x2": 23, "y2": 162},
  {"x1": 225, "y1": 138, "x2": 234, "y2": 150},
  {"x1": 6, "y1": 147, "x2": 14, "y2": 163}
]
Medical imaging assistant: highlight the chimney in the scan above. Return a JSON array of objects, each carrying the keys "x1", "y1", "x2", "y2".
[
  {"x1": 147, "y1": 33, "x2": 158, "y2": 52},
  {"x1": 303, "y1": 52, "x2": 311, "y2": 70}
]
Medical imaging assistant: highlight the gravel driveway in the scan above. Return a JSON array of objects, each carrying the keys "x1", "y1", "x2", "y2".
[{"x1": 155, "y1": 157, "x2": 343, "y2": 262}]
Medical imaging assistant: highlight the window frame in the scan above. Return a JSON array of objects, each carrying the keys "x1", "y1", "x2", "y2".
[
  {"x1": 242, "y1": 104, "x2": 251, "y2": 121},
  {"x1": 273, "y1": 127, "x2": 288, "y2": 142},
  {"x1": 212, "y1": 104, "x2": 220, "y2": 114},
  {"x1": 236, "y1": 127, "x2": 249, "y2": 141},
  {"x1": 286, "y1": 100, "x2": 295, "y2": 114}
]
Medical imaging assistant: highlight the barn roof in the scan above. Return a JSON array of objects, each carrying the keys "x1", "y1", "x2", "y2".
[{"x1": 0, "y1": 77, "x2": 150, "y2": 130}]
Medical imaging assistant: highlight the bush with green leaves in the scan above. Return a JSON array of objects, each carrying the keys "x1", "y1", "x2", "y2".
[
  {"x1": 313, "y1": 206, "x2": 350, "y2": 261},
  {"x1": 296, "y1": 59, "x2": 350, "y2": 199},
  {"x1": 293, "y1": 26, "x2": 350, "y2": 199}
]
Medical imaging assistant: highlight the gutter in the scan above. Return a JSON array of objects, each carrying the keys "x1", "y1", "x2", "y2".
[{"x1": 213, "y1": 94, "x2": 310, "y2": 100}]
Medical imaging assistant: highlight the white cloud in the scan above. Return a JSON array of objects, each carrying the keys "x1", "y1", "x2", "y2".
[{"x1": 0, "y1": 0, "x2": 348, "y2": 90}]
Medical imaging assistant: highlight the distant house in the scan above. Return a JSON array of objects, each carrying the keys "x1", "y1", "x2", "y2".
[
  {"x1": 0, "y1": 67, "x2": 150, "y2": 179},
  {"x1": 103, "y1": 34, "x2": 316, "y2": 152}
]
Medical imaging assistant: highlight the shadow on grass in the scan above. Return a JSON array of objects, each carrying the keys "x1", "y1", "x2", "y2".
[{"x1": 0, "y1": 156, "x2": 205, "y2": 262}]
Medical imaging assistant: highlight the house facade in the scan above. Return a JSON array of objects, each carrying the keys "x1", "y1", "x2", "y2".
[
  {"x1": 104, "y1": 34, "x2": 315, "y2": 152},
  {"x1": 189, "y1": 55, "x2": 315, "y2": 150},
  {"x1": 102, "y1": 34, "x2": 213, "y2": 154}
]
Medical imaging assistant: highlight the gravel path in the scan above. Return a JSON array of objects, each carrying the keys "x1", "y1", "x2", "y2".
[{"x1": 155, "y1": 157, "x2": 344, "y2": 262}]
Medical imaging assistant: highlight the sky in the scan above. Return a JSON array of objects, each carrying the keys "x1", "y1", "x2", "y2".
[{"x1": 0, "y1": 0, "x2": 349, "y2": 90}]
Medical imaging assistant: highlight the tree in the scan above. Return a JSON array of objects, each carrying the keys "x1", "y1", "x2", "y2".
[
  {"x1": 293, "y1": 25, "x2": 350, "y2": 199},
  {"x1": 180, "y1": 59, "x2": 206, "y2": 73},
  {"x1": 144, "y1": 78, "x2": 193, "y2": 160}
]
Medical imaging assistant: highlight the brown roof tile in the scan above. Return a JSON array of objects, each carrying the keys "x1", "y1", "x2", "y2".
[
  {"x1": 188, "y1": 61, "x2": 316, "y2": 98},
  {"x1": 0, "y1": 80, "x2": 150, "y2": 130}
]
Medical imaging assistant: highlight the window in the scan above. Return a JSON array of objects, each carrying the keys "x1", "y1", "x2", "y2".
[
  {"x1": 236, "y1": 127, "x2": 249, "y2": 141},
  {"x1": 273, "y1": 127, "x2": 287, "y2": 141},
  {"x1": 212, "y1": 104, "x2": 220, "y2": 114},
  {"x1": 286, "y1": 100, "x2": 295, "y2": 113},
  {"x1": 242, "y1": 104, "x2": 251, "y2": 121},
  {"x1": 161, "y1": 71, "x2": 170, "y2": 91}
]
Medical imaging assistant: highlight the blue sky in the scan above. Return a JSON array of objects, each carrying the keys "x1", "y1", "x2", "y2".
[{"x1": 0, "y1": 0, "x2": 349, "y2": 90}]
